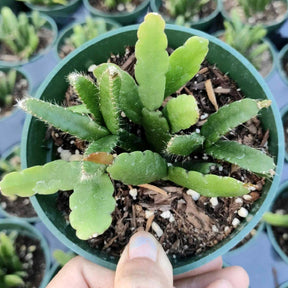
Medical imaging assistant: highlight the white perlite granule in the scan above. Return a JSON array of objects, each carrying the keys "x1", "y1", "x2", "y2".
[
  {"x1": 152, "y1": 222, "x2": 163, "y2": 237},
  {"x1": 129, "y1": 188, "x2": 138, "y2": 200},
  {"x1": 237, "y1": 207, "x2": 249, "y2": 218},
  {"x1": 187, "y1": 189, "x2": 200, "y2": 201},
  {"x1": 232, "y1": 218, "x2": 240, "y2": 227}
]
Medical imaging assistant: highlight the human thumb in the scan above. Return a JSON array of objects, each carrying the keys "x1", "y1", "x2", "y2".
[{"x1": 114, "y1": 231, "x2": 173, "y2": 288}]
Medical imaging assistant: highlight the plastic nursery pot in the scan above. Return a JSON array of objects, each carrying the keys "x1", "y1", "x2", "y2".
[
  {"x1": 83, "y1": 0, "x2": 150, "y2": 25},
  {"x1": 266, "y1": 181, "x2": 288, "y2": 264},
  {"x1": 0, "y1": 0, "x2": 27, "y2": 13},
  {"x1": 21, "y1": 24, "x2": 284, "y2": 274},
  {"x1": 281, "y1": 105, "x2": 288, "y2": 162},
  {"x1": 214, "y1": 31, "x2": 277, "y2": 81},
  {"x1": 0, "y1": 218, "x2": 51, "y2": 288},
  {"x1": 23, "y1": 0, "x2": 81, "y2": 19},
  {"x1": 150, "y1": 0, "x2": 220, "y2": 31},
  {"x1": 0, "y1": 67, "x2": 32, "y2": 122},
  {"x1": 41, "y1": 263, "x2": 61, "y2": 286},
  {"x1": 0, "y1": 13, "x2": 58, "y2": 68},
  {"x1": 279, "y1": 281, "x2": 288, "y2": 288},
  {"x1": 0, "y1": 144, "x2": 39, "y2": 222},
  {"x1": 278, "y1": 43, "x2": 288, "y2": 87},
  {"x1": 54, "y1": 17, "x2": 121, "y2": 61},
  {"x1": 220, "y1": 0, "x2": 288, "y2": 33}
]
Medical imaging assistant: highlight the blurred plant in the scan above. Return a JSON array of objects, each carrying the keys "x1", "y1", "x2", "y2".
[
  {"x1": 103, "y1": 0, "x2": 131, "y2": 9},
  {"x1": 0, "y1": 70, "x2": 17, "y2": 108},
  {"x1": 0, "y1": 7, "x2": 47, "y2": 60},
  {"x1": 223, "y1": 9, "x2": 269, "y2": 70},
  {"x1": 65, "y1": 17, "x2": 117, "y2": 50},
  {"x1": 16, "y1": 0, "x2": 67, "y2": 6},
  {"x1": 263, "y1": 212, "x2": 288, "y2": 227},
  {"x1": 0, "y1": 146, "x2": 21, "y2": 177},
  {"x1": 53, "y1": 250, "x2": 75, "y2": 266},
  {"x1": 239, "y1": 0, "x2": 271, "y2": 17},
  {"x1": 0, "y1": 231, "x2": 27, "y2": 288}
]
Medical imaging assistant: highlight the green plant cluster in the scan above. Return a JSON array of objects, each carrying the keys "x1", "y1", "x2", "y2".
[
  {"x1": 103, "y1": 0, "x2": 131, "y2": 9},
  {"x1": 0, "y1": 70, "x2": 17, "y2": 108},
  {"x1": 223, "y1": 10, "x2": 269, "y2": 70},
  {"x1": 263, "y1": 212, "x2": 288, "y2": 227},
  {"x1": 0, "y1": 7, "x2": 47, "y2": 60},
  {"x1": 65, "y1": 17, "x2": 117, "y2": 50},
  {"x1": 0, "y1": 232, "x2": 27, "y2": 288},
  {"x1": 16, "y1": 0, "x2": 67, "y2": 6},
  {"x1": 239, "y1": 0, "x2": 271, "y2": 17},
  {"x1": 0, "y1": 146, "x2": 21, "y2": 177},
  {"x1": 0, "y1": 13, "x2": 275, "y2": 240}
]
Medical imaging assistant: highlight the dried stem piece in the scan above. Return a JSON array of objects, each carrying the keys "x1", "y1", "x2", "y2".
[{"x1": 205, "y1": 79, "x2": 218, "y2": 111}]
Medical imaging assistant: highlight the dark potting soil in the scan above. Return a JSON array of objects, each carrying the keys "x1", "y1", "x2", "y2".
[
  {"x1": 159, "y1": 0, "x2": 217, "y2": 22},
  {"x1": 88, "y1": 0, "x2": 145, "y2": 13},
  {"x1": 0, "y1": 72, "x2": 29, "y2": 118},
  {"x1": 14, "y1": 233, "x2": 46, "y2": 288},
  {"x1": 271, "y1": 192, "x2": 288, "y2": 257},
  {"x1": 53, "y1": 47, "x2": 270, "y2": 259},
  {"x1": 223, "y1": 0, "x2": 287, "y2": 26},
  {"x1": 0, "y1": 194, "x2": 37, "y2": 219},
  {"x1": 0, "y1": 27, "x2": 54, "y2": 63}
]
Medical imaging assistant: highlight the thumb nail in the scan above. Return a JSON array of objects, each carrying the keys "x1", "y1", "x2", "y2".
[{"x1": 128, "y1": 233, "x2": 158, "y2": 262}]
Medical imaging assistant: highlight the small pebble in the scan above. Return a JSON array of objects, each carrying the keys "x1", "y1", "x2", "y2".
[
  {"x1": 237, "y1": 207, "x2": 249, "y2": 218},
  {"x1": 235, "y1": 198, "x2": 243, "y2": 204},
  {"x1": 283, "y1": 233, "x2": 288, "y2": 240},
  {"x1": 160, "y1": 210, "x2": 172, "y2": 219},
  {"x1": 243, "y1": 194, "x2": 252, "y2": 201},
  {"x1": 212, "y1": 225, "x2": 219, "y2": 232}
]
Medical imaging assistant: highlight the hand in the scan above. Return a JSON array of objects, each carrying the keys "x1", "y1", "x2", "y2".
[{"x1": 47, "y1": 231, "x2": 249, "y2": 288}]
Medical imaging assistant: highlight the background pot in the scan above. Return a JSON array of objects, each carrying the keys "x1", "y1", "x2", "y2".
[
  {"x1": 266, "y1": 181, "x2": 288, "y2": 264},
  {"x1": 150, "y1": 0, "x2": 220, "y2": 31},
  {"x1": 278, "y1": 43, "x2": 288, "y2": 86},
  {"x1": 22, "y1": 25, "x2": 284, "y2": 275},
  {"x1": 0, "y1": 13, "x2": 58, "y2": 68},
  {"x1": 83, "y1": 0, "x2": 150, "y2": 25},
  {"x1": 54, "y1": 17, "x2": 120, "y2": 61},
  {"x1": 0, "y1": 218, "x2": 51, "y2": 288},
  {"x1": 220, "y1": 0, "x2": 288, "y2": 33},
  {"x1": 23, "y1": 0, "x2": 81, "y2": 20},
  {"x1": 0, "y1": 0, "x2": 27, "y2": 13},
  {"x1": 281, "y1": 104, "x2": 288, "y2": 162}
]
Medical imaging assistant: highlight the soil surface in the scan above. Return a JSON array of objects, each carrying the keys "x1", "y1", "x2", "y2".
[
  {"x1": 271, "y1": 192, "x2": 288, "y2": 257},
  {"x1": 223, "y1": 0, "x2": 287, "y2": 26},
  {"x1": 52, "y1": 47, "x2": 271, "y2": 260},
  {"x1": 88, "y1": 0, "x2": 144, "y2": 13},
  {"x1": 0, "y1": 72, "x2": 29, "y2": 118},
  {"x1": 160, "y1": 0, "x2": 217, "y2": 22},
  {"x1": 0, "y1": 27, "x2": 54, "y2": 63}
]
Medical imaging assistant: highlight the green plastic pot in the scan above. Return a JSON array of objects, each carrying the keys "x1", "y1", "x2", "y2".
[
  {"x1": 22, "y1": 24, "x2": 284, "y2": 275},
  {"x1": 24, "y1": 0, "x2": 81, "y2": 19},
  {"x1": 220, "y1": 0, "x2": 288, "y2": 33},
  {"x1": 41, "y1": 263, "x2": 60, "y2": 286},
  {"x1": 266, "y1": 181, "x2": 288, "y2": 264},
  {"x1": 0, "y1": 67, "x2": 32, "y2": 122},
  {"x1": 83, "y1": 0, "x2": 150, "y2": 25},
  {"x1": 0, "y1": 13, "x2": 58, "y2": 68},
  {"x1": 0, "y1": 218, "x2": 51, "y2": 288},
  {"x1": 0, "y1": 144, "x2": 39, "y2": 223},
  {"x1": 214, "y1": 31, "x2": 277, "y2": 81},
  {"x1": 150, "y1": 0, "x2": 220, "y2": 31},
  {"x1": 280, "y1": 105, "x2": 288, "y2": 162},
  {"x1": 279, "y1": 281, "x2": 288, "y2": 288},
  {"x1": 278, "y1": 44, "x2": 288, "y2": 87},
  {"x1": 54, "y1": 17, "x2": 121, "y2": 61}
]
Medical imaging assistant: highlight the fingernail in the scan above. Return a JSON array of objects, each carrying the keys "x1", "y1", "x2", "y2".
[
  {"x1": 129, "y1": 234, "x2": 158, "y2": 262},
  {"x1": 208, "y1": 279, "x2": 233, "y2": 288}
]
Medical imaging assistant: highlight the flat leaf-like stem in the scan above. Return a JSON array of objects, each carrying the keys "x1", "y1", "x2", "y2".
[
  {"x1": 67, "y1": 104, "x2": 91, "y2": 114},
  {"x1": 163, "y1": 94, "x2": 199, "y2": 133},
  {"x1": 0, "y1": 160, "x2": 81, "y2": 197},
  {"x1": 68, "y1": 72, "x2": 103, "y2": 124},
  {"x1": 262, "y1": 212, "x2": 288, "y2": 227},
  {"x1": 93, "y1": 63, "x2": 143, "y2": 124},
  {"x1": 142, "y1": 108, "x2": 170, "y2": 153},
  {"x1": 135, "y1": 13, "x2": 169, "y2": 110},
  {"x1": 98, "y1": 67, "x2": 121, "y2": 134},
  {"x1": 206, "y1": 140, "x2": 275, "y2": 177},
  {"x1": 201, "y1": 99, "x2": 270, "y2": 147},
  {"x1": 168, "y1": 166, "x2": 249, "y2": 197},
  {"x1": 107, "y1": 150, "x2": 167, "y2": 185},
  {"x1": 165, "y1": 36, "x2": 209, "y2": 97},
  {"x1": 18, "y1": 98, "x2": 109, "y2": 141},
  {"x1": 69, "y1": 174, "x2": 115, "y2": 240},
  {"x1": 166, "y1": 133, "x2": 204, "y2": 156}
]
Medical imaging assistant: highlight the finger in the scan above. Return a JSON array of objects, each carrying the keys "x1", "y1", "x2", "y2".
[
  {"x1": 46, "y1": 256, "x2": 115, "y2": 288},
  {"x1": 174, "y1": 266, "x2": 249, "y2": 288},
  {"x1": 174, "y1": 257, "x2": 223, "y2": 280},
  {"x1": 115, "y1": 231, "x2": 173, "y2": 288},
  {"x1": 206, "y1": 279, "x2": 233, "y2": 288}
]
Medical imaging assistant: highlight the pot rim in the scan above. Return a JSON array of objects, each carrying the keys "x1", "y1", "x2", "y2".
[
  {"x1": 277, "y1": 43, "x2": 288, "y2": 87},
  {"x1": 24, "y1": 0, "x2": 81, "y2": 12}
]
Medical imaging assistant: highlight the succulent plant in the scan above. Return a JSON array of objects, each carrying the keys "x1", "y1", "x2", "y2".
[
  {"x1": 223, "y1": 10, "x2": 269, "y2": 70},
  {"x1": 0, "y1": 231, "x2": 27, "y2": 288},
  {"x1": 0, "y1": 13, "x2": 275, "y2": 240},
  {"x1": 102, "y1": 0, "x2": 131, "y2": 9},
  {"x1": 53, "y1": 250, "x2": 75, "y2": 266},
  {"x1": 16, "y1": 0, "x2": 67, "y2": 6},
  {"x1": 0, "y1": 70, "x2": 17, "y2": 108},
  {"x1": 239, "y1": 0, "x2": 271, "y2": 18},
  {"x1": 0, "y1": 7, "x2": 47, "y2": 60},
  {"x1": 263, "y1": 212, "x2": 288, "y2": 227}
]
